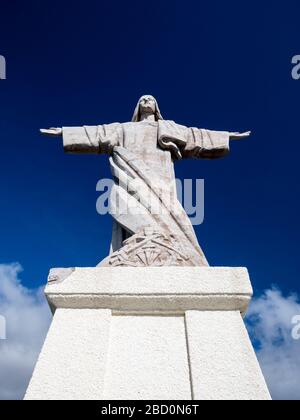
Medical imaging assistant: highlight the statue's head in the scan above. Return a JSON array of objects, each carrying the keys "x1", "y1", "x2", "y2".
[{"x1": 132, "y1": 95, "x2": 163, "y2": 122}]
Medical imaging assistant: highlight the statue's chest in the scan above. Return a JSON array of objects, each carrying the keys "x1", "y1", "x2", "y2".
[
  {"x1": 122, "y1": 122, "x2": 175, "y2": 186},
  {"x1": 122, "y1": 122, "x2": 159, "y2": 155}
]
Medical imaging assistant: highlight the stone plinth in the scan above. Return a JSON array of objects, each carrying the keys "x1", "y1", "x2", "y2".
[{"x1": 24, "y1": 267, "x2": 271, "y2": 400}]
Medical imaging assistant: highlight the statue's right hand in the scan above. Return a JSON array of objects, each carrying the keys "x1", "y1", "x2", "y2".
[{"x1": 40, "y1": 127, "x2": 63, "y2": 136}]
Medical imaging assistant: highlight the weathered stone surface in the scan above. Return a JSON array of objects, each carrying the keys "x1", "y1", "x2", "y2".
[
  {"x1": 48, "y1": 267, "x2": 75, "y2": 284},
  {"x1": 24, "y1": 309, "x2": 111, "y2": 400},
  {"x1": 45, "y1": 266, "x2": 253, "y2": 315},
  {"x1": 186, "y1": 311, "x2": 271, "y2": 400},
  {"x1": 102, "y1": 315, "x2": 191, "y2": 400}
]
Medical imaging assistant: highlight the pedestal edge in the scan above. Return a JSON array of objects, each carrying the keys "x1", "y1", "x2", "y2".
[{"x1": 45, "y1": 267, "x2": 253, "y2": 315}]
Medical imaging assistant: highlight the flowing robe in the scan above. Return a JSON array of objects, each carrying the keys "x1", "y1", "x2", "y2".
[{"x1": 62, "y1": 120, "x2": 230, "y2": 266}]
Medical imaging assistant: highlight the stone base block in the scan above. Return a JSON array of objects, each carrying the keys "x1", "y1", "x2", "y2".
[{"x1": 24, "y1": 267, "x2": 271, "y2": 400}]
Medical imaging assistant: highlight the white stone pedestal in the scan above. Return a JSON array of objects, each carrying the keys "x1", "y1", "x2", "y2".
[{"x1": 24, "y1": 267, "x2": 271, "y2": 400}]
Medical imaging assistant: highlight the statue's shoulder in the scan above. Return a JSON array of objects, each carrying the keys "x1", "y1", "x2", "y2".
[
  {"x1": 103, "y1": 122, "x2": 122, "y2": 128},
  {"x1": 160, "y1": 120, "x2": 187, "y2": 131},
  {"x1": 122, "y1": 121, "x2": 134, "y2": 128}
]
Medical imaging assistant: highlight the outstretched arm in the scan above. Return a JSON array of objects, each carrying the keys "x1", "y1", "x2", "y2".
[
  {"x1": 182, "y1": 127, "x2": 251, "y2": 159},
  {"x1": 40, "y1": 124, "x2": 122, "y2": 154},
  {"x1": 40, "y1": 126, "x2": 100, "y2": 154},
  {"x1": 157, "y1": 121, "x2": 251, "y2": 160}
]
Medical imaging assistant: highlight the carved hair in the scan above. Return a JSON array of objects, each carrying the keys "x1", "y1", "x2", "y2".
[{"x1": 131, "y1": 95, "x2": 164, "y2": 122}]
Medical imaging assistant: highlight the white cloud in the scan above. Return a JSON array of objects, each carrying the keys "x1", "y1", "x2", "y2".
[
  {"x1": 0, "y1": 263, "x2": 51, "y2": 400},
  {"x1": 246, "y1": 288, "x2": 300, "y2": 400}
]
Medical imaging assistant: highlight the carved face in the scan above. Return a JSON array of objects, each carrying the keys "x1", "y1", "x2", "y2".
[
  {"x1": 139, "y1": 95, "x2": 156, "y2": 115},
  {"x1": 132, "y1": 95, "x2": 163, "y2": 122}
]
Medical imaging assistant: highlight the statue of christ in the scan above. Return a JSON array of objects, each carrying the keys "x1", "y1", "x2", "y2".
[{"x1": 41, "y1": 95, "x2": 249, "y2": 267}]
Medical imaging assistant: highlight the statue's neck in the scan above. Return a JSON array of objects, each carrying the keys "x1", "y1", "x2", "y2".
[{"x1": 140, "y1": 113, "x2": 156, "y2": 122}]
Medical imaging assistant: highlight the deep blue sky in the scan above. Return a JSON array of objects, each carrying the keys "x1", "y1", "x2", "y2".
[{"x1": 0, "y1": 0, "x2": 299, "y2": 296}]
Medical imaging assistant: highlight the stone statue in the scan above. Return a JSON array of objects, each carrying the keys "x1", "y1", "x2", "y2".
[{"x1": 41, "y1": 95, "x2": 249, "y2": 267}]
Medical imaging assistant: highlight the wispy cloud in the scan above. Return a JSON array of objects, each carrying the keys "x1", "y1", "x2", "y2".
[
  {"x1": 0, "y1": 263, "x2": 51, "y2": 400},
  {"x1": 246, "y1": 288, "x2": 300, "y2": 400}
]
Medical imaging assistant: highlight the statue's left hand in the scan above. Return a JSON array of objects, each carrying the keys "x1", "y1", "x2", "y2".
[{"x1": 229, "y1": 131, "x2": 251, "y2": 140}]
